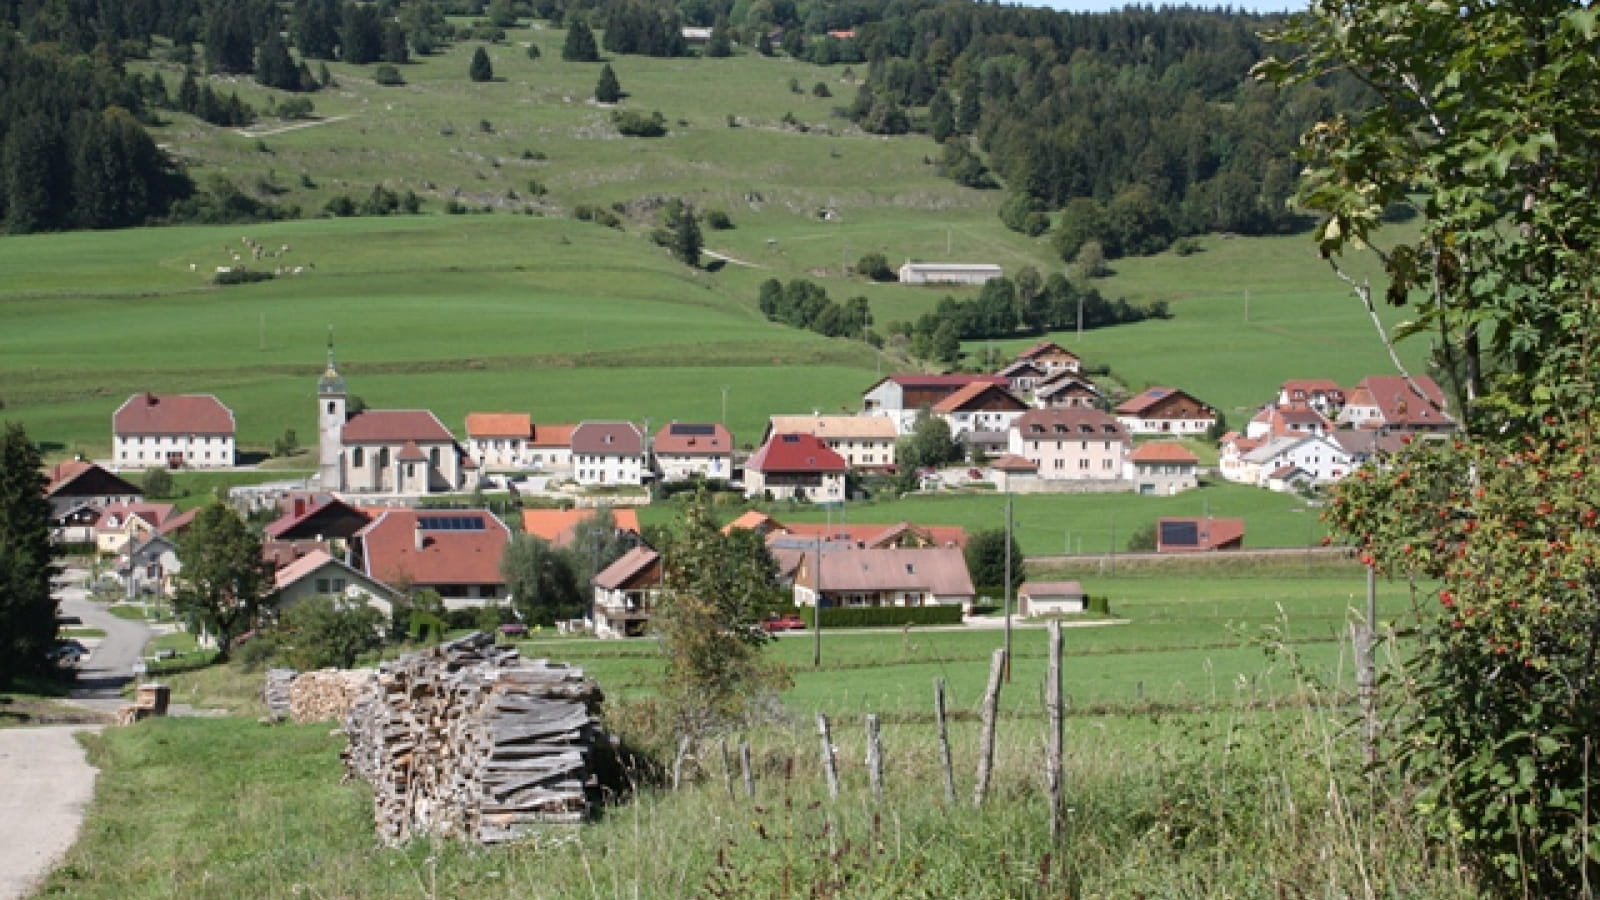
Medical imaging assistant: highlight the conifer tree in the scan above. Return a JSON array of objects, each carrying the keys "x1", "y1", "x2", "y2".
[
  {"x1": 594, "y1": 62, "x2": 621, "y2": 102},
  {"x1": 469, "y1": 46, "x2": 494, "y2": 81},
  {"x1": 0, "y1": 422, "x2": 60, "y2": 688},
  {"x1": 562, "y1": 18, "x2": 598, "y2": 61}
]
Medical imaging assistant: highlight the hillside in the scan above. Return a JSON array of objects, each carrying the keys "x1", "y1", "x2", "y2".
[{"x1": 0, "y1": 28, "x2": 1425, "y2": 458}]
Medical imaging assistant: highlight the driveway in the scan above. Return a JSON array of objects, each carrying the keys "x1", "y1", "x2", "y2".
[{"x1": 0, "y1": 724, "x2": 101, "y2": 900}]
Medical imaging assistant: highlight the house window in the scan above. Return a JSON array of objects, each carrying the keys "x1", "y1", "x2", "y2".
[
  {"x1": 327, "y1": 401, "x2": 335, "y2": 415},
  {"x1": 315, "y1": 578, "x2": 331, "y2": 593},
  {"x1": 353, "y1": 447, "x2": 364, "y2": 467},
  {"x1": 406, "y1": 463, "x2": 415, "y2": 477},
  {"x1": 1079, "y1": 459, "x2": 1089, "y2": 469},
  {"x1": 430, "y1": 448, "x2": 441, "y2": 468}
]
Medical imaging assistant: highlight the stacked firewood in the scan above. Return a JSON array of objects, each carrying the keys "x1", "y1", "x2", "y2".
[
  {"x1": 341, "y1": 632, "x2": 607, "y2": 846},
  {"x1": 262, "y1": 668, "x2": 297, "y2": 719},
  {"x1": 289, "y1": 668, "x2": 377, "y2": 724}
]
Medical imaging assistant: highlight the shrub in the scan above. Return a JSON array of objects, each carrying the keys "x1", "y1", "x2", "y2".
[
  {"x1": 704, "y1": 209, "x2": 733, "y2": 230},
  {"x1": 797, "y1": 605, "x2": 963, "y2": 628},
  {"x1": 612, "y1": 110, "x2": 667, "y2": 137},
  {"x1": 856, "y1": 252, "x2": 893, "y2": 281},
  {"x1": 811, "y1": 81, "x2": 831, "y2": 97},
  {"x1": 374, "y1": 65, "x2": 404, "y2": 85}
]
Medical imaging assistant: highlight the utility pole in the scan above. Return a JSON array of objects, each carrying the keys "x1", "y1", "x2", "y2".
[
  {"x1": 720, "y1": 385, "x2": 729, "y2": 425},
  {"x1": 1003, "y1": 492, "x2": 1013, "y2": 682},
  {"x1": 812, "y1": 529, "x2": 823, "y2": 668},
  {"x1": 1244, "y1": 289, "x2": 1251, "y2": 324},
  {"x1": 1108, "y1": 510, "x2": 1116, "y2": 575}
]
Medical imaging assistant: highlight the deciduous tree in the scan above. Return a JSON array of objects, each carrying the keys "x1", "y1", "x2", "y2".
[{"x1": 173, "y1": 503, "x2": 272, "y2": 661}]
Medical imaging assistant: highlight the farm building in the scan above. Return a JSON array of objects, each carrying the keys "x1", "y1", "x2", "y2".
[
  {"x1": 861, "y1": 374, "x2": 1008, "y2": 433},
  {"x1": 112, "y1": 392, "x2": 236, "y2": 470},
  {"x1": 1114, "y1": 387, "x2": 1217, "y2": 435},
  {"x1": 1018, "y1": 581, "x2": 1087, "y2": 616},
  {"x1": 932, "y1": 382, "x2": 1031, "y2": 439},
  {"x1": 1155, "y1": 517, "x2": 1245, "y2": 553},
  {"x1": 897, "y1": 262, "x2": 1003, "y2": 285}
]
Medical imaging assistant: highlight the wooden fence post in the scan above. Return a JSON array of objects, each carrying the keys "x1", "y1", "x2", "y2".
[
  {"x1": 1046, "y1": 620, "x2": 1065, "y2": 843},
  {"x1": 739, "y1": 741, "x2": 755, "y2": 799},
  {"x1": 719, "y1": 739, "x2": 736, "y2": 800},
  {"x1": 934, "y1": 677, "x2": 956, "y2": 804},
  {"x1": 974, "y1": 647, "x2": 1007, "y2": 807},
  {"x1": 817, "y1": 712, "x2": 840, "y2": 799},
  {"x1": 865, "y1": 713, "x2": 883, "y2": 801}
]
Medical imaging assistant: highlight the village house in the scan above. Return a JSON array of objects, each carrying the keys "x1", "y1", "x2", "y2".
[
  {"x1": 262, "y1": 496, "x2": 373, "y2": 564},
  {"x1": 765, "y1": 414, "x2": 897, "y2": 471},
  {"x1": 744, "y1": 433, "x2": 847, "y2": 501},
  {"x1": 931, "y1": 382, "x2": 1031, "y2": 440},
  {"x1": 997, "y1": 359, "x2": 1047, "y2": 396},
  {"x1": 93, "y1": 502, "x2": 176, "y2": 555},
  {"x1": 1018, "y1": 581, "x2": 1087, "y2": 617},
  {"x1": 730, "y1": 511, "x2": 967, "y2": 551},
  {"x1": 273, "y1": 549, "x2": 404, "y2": 619},
  {"x1": 571, "y1": 421, "x2": 647, "y2": 486},
  {"x1": 789, "y1": 545, "x2": 975, "y2": 610},
  {"x1": 1337, "y1": 375, "x2": 1456, "y2": 433},
  {"x1": 44, "y1": 461, "x2": 142, "y2": 543},
  {"x1": 1243, "y1": 434, "x2": 1353, "y2": 489},
  {"x1": 861, "y1": 374, "x2": 1009, "y2": 433},
  {"x1": 527, "y1": 422, "x2": 576, "y2": 471},
  {"x1": 317, "y1": 348, "x2": 477, "y2": 495},
  {"x1": 520, "y1": 507, "x2": 642, "y2": 550},
  {"x1": 1276, "y1": 379, "x2": 1346, "y2": 416},
  {"x1": 464, "y1": 413, "x2": 535, "y2": 470},
  {"x1": 897, "y1": 261, "x2": 1002, "y2": 285},
  {"x1": 351, "y1": 509, "x2": 511, "y2": 608},
  {"x1": 113, "y1": 392, "x2": 236, "y2": 470},
  {"x1": 1007, "y1": 407, "x2": 1129, "y2": 481},
  {"x1": 1014, "y1": 340, "x2": 1081, "y2": 376},
  {"x1": 1217, "y1": 432, "x2": 1265, "y2": 485},
  {"x1": 1156, "y1": 516, "x2": 1246, "y2": 553},
  {"x1": 1114, "y1": 387, "x2": 1218, "y2": 435},
  {"x1": 1033, "y1": 373, "x2": 1102, "y2": 410},
  {"x1": 652, "y1": 422, "x2": 733, "y2": 482},
  {"x1": 1124, "y1": 441, "x2": 1200, "y2": 495},
  {"x1": 1245, "y1": 403, "x2": 1333, "y2": 441},
  {"x1": 591, "y1": 546, "x2": 662, "y2": 638}
]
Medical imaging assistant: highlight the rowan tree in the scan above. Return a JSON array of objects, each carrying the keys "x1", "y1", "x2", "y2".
[
  {"x1": 0, "y1": 423, "x2": 60, "y2": 687},
  {"x1": 173, "y1": 503, "x2": 273, "y2": 661},
  {"x1": 1264, "y1": 3, "x2": 1600, "y2": 891}
]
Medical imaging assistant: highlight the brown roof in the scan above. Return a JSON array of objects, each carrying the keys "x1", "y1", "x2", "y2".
[
  {"x1": 931, "y1": 382, "x2": 1028, "y2": 414},
  {"x1": 529, "y1": 423, "x2": 576, "y2": 449},
  {"x1": 113, "y1": 393, "x2": 235, "y2": 436},
  {"x1": 465, "y1": 413, "x2": 532, "y2": 438},
  {"x1": 158, "y1": 507, "x2": 200, "y2": 536},
  {"x1": 1016, "y1": 407, "x2": 1128, "y2": 439},
  {"x1": 795, "y1": 547, "x2": 974, "y2": 598},
  {"x1": 722, "y1": 510, "x2": 782, "y2": 535},
  {"x1": 1017, "y1": 340, "x2": 1078, "y2": 362},
  {"x1": 262, "y1": 539, "x2": 330, "y2": 570},
  {"x1": 341, "y1": 410, "x2": 453, "y2": 444},
  {"x1": 1115, "y1": 387, "x2": 1213, "y2": 417},
  {"x1": 1156, "y1": 517, "x2": 1245, "y2": 553},
  {"x1": 571, "y1": 421, "x2": 643, "y2": 455},
  {"x1": 653, "y1": 422, "x2": 732, "y2": 456},
  {"x1": 776, "y1": 521, "x2": 968, "y2": 550},
  {"x1": 94, "y1": 502, "x2": 176, "y2": 532},
  {"x1": 766, "y1": 415, "x2": 897, "y2": 440},
  {"x1": 45, "y1": 461, "x2": 141, "y2": 499},
  {"x1": 1344, "y1": 375, "x2": 1453, "y2": 427},
  {"x1": 592, "y1": 547, "x2": 661, "y2": 591},
  {"x1": 1019, "y1": 581, "x2": 1084, "y2": 598},
  {"x1": 520, "y1": 507, "x2": 642, "y2": 548},
  {"x1": 990, "y1": 454, "x2": 1038, "y2": 471},
  {"x1": 1128, "y1": 442, "x2": 1199, "y2": 463},
  {"x1": 357, "y1": 509, "x2": 510, "y2": 587}
]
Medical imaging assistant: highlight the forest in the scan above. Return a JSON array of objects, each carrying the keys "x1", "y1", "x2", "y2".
[{"x1": 0, "y1": 0, "x2": 1358, "y2": 242}]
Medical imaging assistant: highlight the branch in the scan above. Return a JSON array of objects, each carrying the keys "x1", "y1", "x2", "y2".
[{"x1": 1327, "y1": 256, "x2": 1440, "y2": 409}]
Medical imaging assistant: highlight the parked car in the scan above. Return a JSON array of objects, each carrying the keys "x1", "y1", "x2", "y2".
[
  {"x1": 47, "y1": 639, "x2": 88, "y2": 664},
  {"x1": 762, "y1": 613, "x2": 806, "y2": 632},
  {"x1": 498, "y1": 623, "x2": 528, "y2": 637}
]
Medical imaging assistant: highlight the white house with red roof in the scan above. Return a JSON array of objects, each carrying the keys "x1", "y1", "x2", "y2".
[
  {"x1": 1337, "y1": 375, "x2": 1456, "y2": 433},
  {"x1": 765, "y1": 414, "x2": 897, "y2": 471},
  {"x1": 652, "y1": 422, "x2": 733, "y2": 482},
  {"x1": 113, "y1": 392, "x2": 235, "y2": 469},
  {"x1": 790, "y1": 545, "x2": 974, "y2": 610},
  {"x1": 1007, "y1": 408, "x2": 1129, "y2": 482},
  {"x1": 861, "y1": 374, "x2": 1009, "y2": 433},
  {"x1": 571, "y1": 421, "x2": 646, "y2": 486},
  {"x1": 351, "y1": 509, "x2": 511, "y2": 608},
  {"x1": 1033, "y1": 373, "x2": 1102, "y2": 410},
  {"x1": 745, "y1": 433, "x2": 847, "y2": 501},
  {"x1": 315, "y1": 345, "x2": 478, "y2": 495},
  {"x1": 1014, "y1": 340, "x2": 1081, "y2": 376},
  {"x1": 1245, "y1": 404, "x2": 1333, "y2": 441},
  {"x1": 1114, "y1": 387, "x2": 1217, "y2": 435},
  {"x1": 1123, "y1": 441, "x2": 1199, "y2": 495},
  {"x1": 1276, "y1": 379, "x2": 1346, "y2": 415},
  {"x1": 465, "y1": 412, "x2": 534, "y2": 470},
  {"x1": 931, "y1": 382, "x2": 1030, "y2": 439},
  {"x1": 273, "y1": 549, "x2": 403, "y2": 618}
]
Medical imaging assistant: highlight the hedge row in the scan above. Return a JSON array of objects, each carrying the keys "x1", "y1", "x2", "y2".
[{"x1": 798, "y1": 605, "x2": 964, "y2": 628}]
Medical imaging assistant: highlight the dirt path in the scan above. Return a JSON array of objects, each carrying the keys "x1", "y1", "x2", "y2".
[
  {"x1": 236, "y1": 115, "x2": 350, "y2": 138},
  {"x1": 0, "y1": 724, "x2": 101, "y2": 900},
  {"x1": 703, "y1": 249, "x2": 762, "y2": 268}
]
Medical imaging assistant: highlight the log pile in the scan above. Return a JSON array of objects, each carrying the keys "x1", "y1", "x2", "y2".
[
  {"x1": 288, "y1": 668, "x2": 376, "y2": 724},
  {"x1": 262, "y1": 668, "x2": 297, "y2": 719},
  {"x1": 341, "y1": 632, "x2": 607, "y2": 846}
]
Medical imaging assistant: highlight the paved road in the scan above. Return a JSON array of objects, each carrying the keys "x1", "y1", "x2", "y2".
[
  {"x1": 59, "y1": 568, "x2": 155, "y2": 715},
  {"x1": 0, "y1": 724, "x2": 102, "y2": 900}
]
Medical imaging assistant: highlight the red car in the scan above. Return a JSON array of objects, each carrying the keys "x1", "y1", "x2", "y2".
[{"x1": 763, "y1": 614, "x2": 806, "y2": 632}]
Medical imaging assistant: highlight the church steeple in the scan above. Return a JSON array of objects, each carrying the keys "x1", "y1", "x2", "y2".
[{"x1": 318, "y1": 327, "x2": 346, "y2": 396}]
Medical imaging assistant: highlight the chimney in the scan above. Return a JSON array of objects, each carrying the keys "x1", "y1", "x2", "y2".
[
  {"x1": 414, "y1": 521, "x2": 425, "y2": 551},
  {"x1": 293, "y1": 498, "x2": 306, "y2": 517},
  {"x1": 145, "y1": 392, "x2": 159, "y2": 407}
]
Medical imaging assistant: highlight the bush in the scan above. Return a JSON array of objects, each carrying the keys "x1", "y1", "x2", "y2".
[
  {"x1": 797, "y1": 605, "x2": 963, "y2": 628},
  {"x1": 374, "y1": 65, "x2": 404, "y2": 85},
  {"x1": 704, "y1": 209, "x2": 733, "y2": 230},
  {"x1": 613, "y1": 109, "x2": 667, "y2": 137},
  {"x1": 856, "y1": 252, "x2": 894, "y2": 281},
  {"x1": 212, "y1": 268, "x2": 275, "y2": 285}
]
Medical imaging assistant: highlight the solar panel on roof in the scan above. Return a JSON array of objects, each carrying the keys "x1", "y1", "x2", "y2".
[
  {"x1": 671, "y1": 423, "x2": 715, "y2": 436},
  {"x1": 417, "y1": 515, "x2": 486, "y2": 531},
  {"x1": 781, "y1": 434, "x2": 800, "y2": 443},
  {"x1": 1159, "y1": 520, "x2": 1198, "y2": 547}
]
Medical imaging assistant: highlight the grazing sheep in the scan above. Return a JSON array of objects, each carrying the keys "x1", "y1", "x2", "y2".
[{"x1": 189, "y1": 263, "x2": 197, "y2": 272}]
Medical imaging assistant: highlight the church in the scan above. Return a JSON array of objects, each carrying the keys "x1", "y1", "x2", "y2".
[{"x1": 316, "y1": 343, "x2": 479, "y2": 495}]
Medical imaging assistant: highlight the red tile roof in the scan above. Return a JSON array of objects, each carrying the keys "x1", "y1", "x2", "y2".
[
  {"x1": 94, "y1": 502, "x2": 176, "y2": 532},
  {"x1": 570, "y1": 421, "x2": 643, "y2": 455},
  {"x1": 529, "y1": 423, "x2": 576, "y2": 449},
  {"x1": 341, "y1": 410, "x2": 453, "y2": 444},
  {"x1": 652, "y1": 422, "x2": 732, "y2": 456},
  {"x1": 1156, "y1": 517, "x2": 1245, "y2": 553},
  {"x1": 1128, "y1": 442, "x2": 1199, "y2": 463},
  {"x1": 397, "y1": 441, "x2": 428, "y2": 462},
  {"x1": 273, "y1": 549, "x2": 397, "y2": 597},
  {"x1": 930, "y1": 382, "x2": 1028, "y2": 414},
  {"x1": 519, "y1": 507, "x2": 642, "y2": 548},
  {"x1": 263, "y1": 539, "x2": 331, "y2": 570},
  {"x1": 722, "y1": 510, "x2": 781, "y2": 535},
  {"x1": 1016, "y1": 407, "x2": 1127, "y2": 439},
  {"x1": 465, "y1": 413, "x2": 532, "y2": 438},
  {"x1": 778, "y1": 521, "x2": 968, "y2": 549},
  {"x1": 991, "y1": 454, "x2": 1038, "y2": 471},
  {"x1": 113, "y1": 393, "x2": 235, "y2": 436},
  {"x1": 747, "y1": 434, "x2": 847, "y2": 474},
  {"x1": 1345, "y1": 375, "x2": 1453, "y2": 427},
  {"x1": 263, "y1": 497, "x2": 371, "y2": 540},
  {"x1": 357, "y1": 509, "x2": 511, "y2": 587},
  {"x1": 158, "y1": 507, "x2": 200, "y2": 536}
]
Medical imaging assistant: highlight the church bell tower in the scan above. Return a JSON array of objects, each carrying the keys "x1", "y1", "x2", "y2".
[{"x1": 317, "y1": 331, "x2": 347, "y2": 491}]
